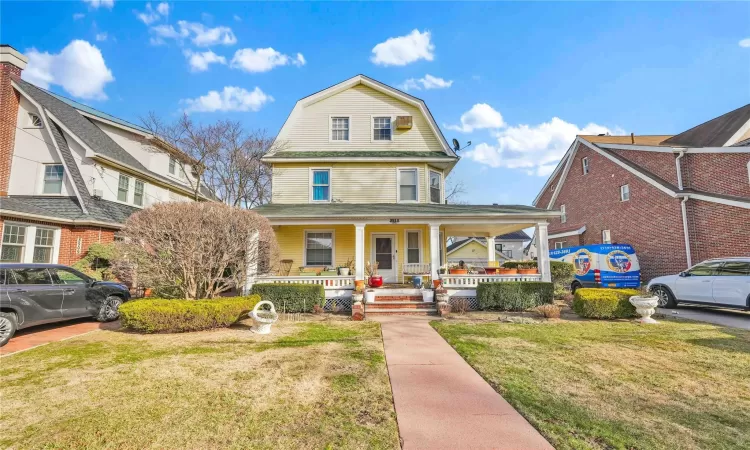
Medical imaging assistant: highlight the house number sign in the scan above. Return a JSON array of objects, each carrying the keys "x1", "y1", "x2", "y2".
[{"x1": 389, "y1": 219, "x2": 400, "y2": 223}]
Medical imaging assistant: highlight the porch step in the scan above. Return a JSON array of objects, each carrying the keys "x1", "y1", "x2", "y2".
[
  {"x1": 364, "y1": 308, "x2": 437, "y2": 316},
  {"x1": 367, "y1": 301, "x2": 434, "y2": 309},
  {"x1": 373, "y1": 295, "x2": 425, "y2": 302}
]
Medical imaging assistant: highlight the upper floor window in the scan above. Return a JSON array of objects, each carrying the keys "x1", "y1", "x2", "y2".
[
  {"x1": 311, "y1": 169, "x2": 330, "y2": 202},
  {"x1": 582, "y1": 157, "x2": 589, "y2": 175},
  {"x1": 43, "y1": 164, "x2": 64, "y2": 194},
  {"x1": 331, "y1": 117, "x2": 350, "y2": 141},
  {"x1": 560, "y1": 204, "x2": 567, "y2": 223},
  {"x1": 398, "y1": 168, "x2": 418, "y2": 202},
  {"x1": 118, "y1": 174, "x2": 130, "y2": 202},
  {"x1": 134, "y1": 180, "x2": 145, "y2": 207},
  {"x1": 373, "y1": 117, "x2": 392, "y2": 141},
  {"x1": 28, "y1": 113, "x2": 43, "y2": 128},
  {"x1": 169, "y1": 157, "x2": 186, "y2": 179},
  {"x1": 429, "y1": 170, "x2": 442, "y2": 203},
  {"x1": 620, "y1": 184, "x2": 630, "y2": 201}
]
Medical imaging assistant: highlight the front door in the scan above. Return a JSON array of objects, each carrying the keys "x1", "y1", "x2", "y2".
[{"x1": 372, "y1": 234, "x2": 397, "y2": 283}]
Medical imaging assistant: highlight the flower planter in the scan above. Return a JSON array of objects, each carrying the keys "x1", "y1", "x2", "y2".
[
  {"x1": 320, "y1": 270, "x2": 337, "y2": 276},
  {"x1": 517, "y1": 268, "x2": 538, "y2": 275},
  {"x1": 498, "y1": 268, "x2": 518, "y2": 275},
  {"x1": 433, "y1": 279, "x2": 442, "y2": 288},
  {"x1": 449, "y1": 268, "x2": 468, "y2": 275},
  {"x1": 629, "y1": 295, "x2": 660, "y2": 324},
  {"x1": 338, "y1": 268, "x2": 350, "y2": 276},
  {"x1": 422, "y1": 290, "x2": 434, "y2": 302},
  {"x1": 250, "y1": 301, "x2": 279, "y2": 334},
  {"x1": 368, "y1": 275, "x2": 383, "y2": 288},
  {"x1": 355, "y1": 280, "x2": 365, "y2": 291},
  {"x1": 365, "y1": 289, "x2": 376, "y2": 303},
  {"x1": 352, "y1": 293, "x2": 364, "y2": 304}
]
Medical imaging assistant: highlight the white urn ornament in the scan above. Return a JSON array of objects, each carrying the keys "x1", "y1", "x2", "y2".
[
  {"x1": 250, "y1": 300, "x2": 279, "y2": 334},
  {"x1": 629, "y1": 295, "x2": 659, "y2": 324}
]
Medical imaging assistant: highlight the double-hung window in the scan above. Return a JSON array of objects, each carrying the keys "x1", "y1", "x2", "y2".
[
  {"x1": 620, "y1": 184, "x2": 630, "y2": 201},
  {"x1": 406, "y1": 231, "x2": 421, "y2": 264},
  {"x1": 429, "y1": 170, "x2": 442, "y2": 203},
  {"x1": 560, "y1": 204, "x2": 567, "y2": 223},
  {"x1": 398, "y1": 168, "x2": 418, "y2": 202},
  {"x1": 1, "y1": 224, "x2": 26, "y2": 262},
  {"x1": 33, "y1": 228, "x2": 54, "y2": 263},
  {"x1": 118, "y1": 174, "x2": 130, "y2": 202},
  {"x1": 305, "y1": 231, "x2": 333, "y2": 266},
  {"x1": 311, "y1": 169, "x2": 330, "y2": 202},
  {"x1": 134, "y1": 180, "x2": 145, "y2": 207},
  {"x1": 373, "y1": 116, "x2": 391, "y2": 141},
  {"x1": 331, "y1": 117, "x2": 349, "y2": 141},
  {"x1": 43, "y1": 164, "x2": 64, "y2": 194}
]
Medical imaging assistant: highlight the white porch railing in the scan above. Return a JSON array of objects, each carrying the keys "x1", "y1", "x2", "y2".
[
  {"x1": 440, "y1": 274, "x2": 542, "y2": 288},
  {"x1": 255, "y1": 275, "x2": 355, "y2": 290}
]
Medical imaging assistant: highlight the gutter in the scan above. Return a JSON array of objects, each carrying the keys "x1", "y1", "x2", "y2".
[
  {"x1": 680, "y1": 197, "x2": 692, "y2": 267},
  {"x1": 0, "y1": 210, "x2": 123, "y2": 229}
]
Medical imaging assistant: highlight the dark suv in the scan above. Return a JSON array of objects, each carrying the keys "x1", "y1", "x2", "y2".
[{"x1": 0, "y1": 264, "x2": 130, "y2": 347}]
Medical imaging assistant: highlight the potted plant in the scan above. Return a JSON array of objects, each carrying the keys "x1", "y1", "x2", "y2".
[
  {"x1": 338, "y1": 258, "x2": 353, "y2": 276},
  {"x1": 422, "y1": 287, "x2": 434, "y2": 302},
  {"x1": 448, "y1": 262, "x2": 468, "y2": 275},
  {"x1": 352, "y1": 285, "x2": 364, "y2": 304},
  {"x1": 629, "y1": 286, "x2": 660, "y2": 324},
  {"x1": 365, "y1": 288, "x2": 376, "y2": 303},
  {"x1": 517, "y1": 263, "x2": 539, "y2": 275},
  {"x1": 366, "y1": 261, "x2": 382, "y2": 288},
  {"x1": 498, "y1": 263, "x2": 518, "y2": 275},
  {"x1": 320, "y1": 266, "x2": 337, "y2": 276}
]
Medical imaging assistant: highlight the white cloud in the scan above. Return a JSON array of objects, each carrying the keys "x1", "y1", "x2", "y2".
[
  {"x1": 95, "y1": 32, "x2": 108, "y2": 41},
  {"x1": 184, "y1": 49, "x2": 226, "y2": 72},
  {"x1": 182, "y1": 86, "x2": 273, "y2": 113},
  {"x1": 152, "y1": 21, "x2": 236, "y2": 47},
  {"x1": 136, "y1": 3, "x2": 160, "y2": 25},
  {"x1": 371, "y1": 29, "x2": 434, "y2": 66},
  {"x1": 83, "y1": 0, "x2": 114, "y2": 9},
  {"x1": 739, "y1": 38, "x2": 750, "y2": 48},
  {"x1": 233, "y1": 14, "x2": 242, "y2": 22},
  {"x1": 73, "y1": 13, "x2": 85, "y2": 20},
  {"x1": 399, "y1": 73, "x2": 452, "y2": 91},
  {"x1": 230, "y1": 47, "x2": 306, "y2": 73},
  {"x1": 464, "y1": 117, "x2": 623, "y2": 176},
  {"x1": 156, "y1": 2, "x2": 169, "y2": 15},
  {"x1": 445, "y1": 103, "x2": 505, "y2": 133},
  {"x1": 23, "y1": 40, "x2": 114, "y2": 100}
]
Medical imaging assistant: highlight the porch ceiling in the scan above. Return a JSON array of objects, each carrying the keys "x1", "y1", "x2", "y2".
[{"x1": 442, "y1": 223, "x2": 535, "y2": 237}]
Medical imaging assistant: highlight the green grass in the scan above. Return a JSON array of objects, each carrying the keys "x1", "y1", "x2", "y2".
[
  {"x1": 0, "y1": 320, "x2": 399, "y2": 450},
  {"x1": 432, "y1": 318, "x2": 750, "y2": 450}
]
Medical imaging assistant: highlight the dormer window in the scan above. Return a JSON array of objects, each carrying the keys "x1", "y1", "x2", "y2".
[
  {"x1": 429, "y1": 170, "x2": 442, "y2": 203},
  {"x1": 28, "y1": 113, "x2": 43, "y2": 128},
  {"x1": 43, "y1": 165, "x2": 64, "y2": 194},
  {"x1": 331, "y1": 117, "x2": 350, "y2": 141},
  {"x1": 373, "y1": 116, "x2": 392, "y2": 141}
]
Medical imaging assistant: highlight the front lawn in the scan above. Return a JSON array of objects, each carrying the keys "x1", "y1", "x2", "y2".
[
  {"x1": 432, "y1": 318, "x2": 750, "y2": 450},
  {"x1": 0, "y1": 319, "x2": 399, "y2": 449}
]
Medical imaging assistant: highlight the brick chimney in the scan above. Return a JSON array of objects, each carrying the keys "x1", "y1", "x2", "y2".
[{"x1": 0, "y1": 45, "x2": 27, "y2": 197}]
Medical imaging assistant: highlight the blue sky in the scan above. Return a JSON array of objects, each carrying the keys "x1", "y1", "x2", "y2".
[{"x1": 3, "y1": 1, "x2": 749, "y2": 206}]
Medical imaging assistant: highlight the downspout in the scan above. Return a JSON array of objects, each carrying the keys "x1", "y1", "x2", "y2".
[
  {"x1": 680, "y1": 197, "x2": 692, "y2": 267},
  {"x1": 675, "y1": 150, "x2": 686, "y2": 190}
]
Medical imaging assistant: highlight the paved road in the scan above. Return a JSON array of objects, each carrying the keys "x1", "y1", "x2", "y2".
[
  {"x1": 658, "y1": 306, "x2": 750, "y2": 330},
  {"x1": 375, "y1": 316, "x2": 552, "y2": 450}
]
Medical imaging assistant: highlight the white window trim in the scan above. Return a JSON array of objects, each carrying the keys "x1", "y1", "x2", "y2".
[
  {"x1": 302, "y1": 229, "x2": 335, "y2": 267},
  {"x1": 404, "y1": 229, "x2": 423, "y2": 264},
  {"x1": 746, "y1": 161, "x2": 750, "y2": 185},
  {"x1": 428, "y1": 169, "x2": 442, "y2": 204},
  {"x1": 397, "y1": 167, "x2": 420, "y2": 203},
  {"x1": 370, "y1": 115, "x2": 395, "y2": 143},
  {"x1": 554, "y1": 241, "x2": 564, "y2": 249},
  {"x1": 308, "y1": 167, "x2": 332, "y2": 203},
  {"x1": 329, "y1": 115, "x2": 352, "y2": 143},
  {"x1": 25, "y1": 112, "x2": 44, "y2": 129},
  {"x1": 582, "y1": 157, "x2": 589, "y2": 175},
  {"x1": 133, "y1": 179, "x2": 146, "y2": 207},
  {"x1": 0, "y1": 221, "x2": 60, "y2": 264},
  {"x1": 602, "y1": 229, "x2": 612, "y2": 244},
  {"x1": 117, "y1": 173, "x2": 131, "y2": 204},
  {"x1": 39, "y1": 163, "x2": 66, "y2": 196},
  {"x1": 560, "y1": 204, "x2": 567, "y2": 223},
  {"x1": 620, "y1": 184, "x2": 630, "y2": 202},
  {"x1": 168, "y1": 157, "x2": 188, "y2": 183}
]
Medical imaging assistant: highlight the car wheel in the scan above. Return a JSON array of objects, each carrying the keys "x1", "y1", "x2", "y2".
[
  {"x1": 96, "y1": 296, "x2": 123, "y2": 322},
  {"x1": 0, "y1": 312, "x2": 18, "y2": 347},
  {"x1": 571, "y1": 282, "x2": 582, "y2": 294},
  {"x1": 652, "y1": 286, "x2": 676, "y2": 308}
]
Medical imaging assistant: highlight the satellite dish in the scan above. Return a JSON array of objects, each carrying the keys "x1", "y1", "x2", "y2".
[{"x1": 452, "y1": 138, "x2": 460, "y2": 152}]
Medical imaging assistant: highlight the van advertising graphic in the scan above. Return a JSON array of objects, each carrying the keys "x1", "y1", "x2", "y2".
[
  {"x1": 549, "y1": 244, "x2": 641, "y2": 288},
  {"x1": 572, "y1": 249, "x2": 592, "y2": 275}
]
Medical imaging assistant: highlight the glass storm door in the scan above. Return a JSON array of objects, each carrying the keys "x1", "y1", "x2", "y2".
[{"x1": 373, "y1": 235, "x2": 397, "y2": 283}]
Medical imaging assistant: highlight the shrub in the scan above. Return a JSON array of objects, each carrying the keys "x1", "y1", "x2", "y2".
[
  {"x1": 119, "y1": 295, "x2": 260, "y2": 333},
  {"x1": 250, "y1": 283, "x2": 325, "y2": 313},
  {"x1": 536, "y1": 304, "x2": 561, "y2": 319},
  {"x1": 72, "y1": 242, "x2": 117, "y2": 280},
  {"x1": 451, "y1": 297, "x2": 471, "y2": 315},
  {"x1": 477, "y1": 282, "x2": 554, "y2": 311},
  {"x1": 501, "y1": 261, "x2": 575, "y2": 295},
  {"x1": 572, "y1": 288, "x2": 640, "y2": 319}
]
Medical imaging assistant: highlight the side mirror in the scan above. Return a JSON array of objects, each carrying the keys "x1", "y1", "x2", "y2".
[{"x1": 678, "y1": 271, "x2": 689, "y2": 277}]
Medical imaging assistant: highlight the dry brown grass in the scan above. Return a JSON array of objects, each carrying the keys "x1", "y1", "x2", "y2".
[
  {"x1": 535, "y1": 304, "x2": 561, "y2": 318},
  {"x1": 0, "y1": 318, "x2": 399, "y2": 450}
]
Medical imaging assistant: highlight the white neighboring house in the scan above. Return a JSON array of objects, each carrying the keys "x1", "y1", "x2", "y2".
[{"x1": 0, "y1": 45, "x2": 213, "y2": 266}]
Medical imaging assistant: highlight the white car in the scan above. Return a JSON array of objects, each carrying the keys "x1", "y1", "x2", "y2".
[{"x1": 648, "y1": 258, "x2": 750, "y2": 309}]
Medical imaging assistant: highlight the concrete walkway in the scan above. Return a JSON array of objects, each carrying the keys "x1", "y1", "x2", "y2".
[
  {"x1": 1, "y1": 319, "x2": 118, "y2": 356},
  {"x1": 374, "y1": 316, "x2": 552, "y2": 450}
]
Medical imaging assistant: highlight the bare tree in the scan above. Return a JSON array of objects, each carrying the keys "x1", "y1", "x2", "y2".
[
  {"x1": 445, "y1": 174, "x2": 467, "y2": 204},
  {"x1": 112, "y1": 202, "x2": 279, "y2": 299}
]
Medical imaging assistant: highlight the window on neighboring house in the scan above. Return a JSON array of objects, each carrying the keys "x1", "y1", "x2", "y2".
[
  {"x1": 399, "y1": 168, "x2": 418, "y2": 202},
  {"x1": 28, "y1": 113, "x2": 43, "y2": 128},
  {"x1": 134, "y1": 180, "x2": 145, "y2": 207},
  {"x1": 406, "y1": 231, "x2": 421, "y2": 264},
  {"x1": 43, "y1": 164, "x2": 64, "y2": 194},
  {"x1": 582, "y1": 157, "x2": 589, "y2": 175},
  {"x1": 560, "y1": 204, "x2": 567, "y2": 223},
  {"x1": 331, "y1": 117, "x2": 350, "y2": 141},
  {"x1": 555, "y1": 241, "x2": 566, "y2": 249},
  {"x1": 33, "y1": 228, "x2": 55, "y2": 263},
  {"x1": 1, "y1": 224, "x2": 26, "y2": 262},
  {"x1": 602, "y1": 229, "x2": 612, "y2": 244},
  {"x1": 373, "y1": 116, "x2": 392, "y2": 141},
  {"x1": 311, "y1": 169, "x2": 330, "y2": 202},
  {"x1": 620, "y1": 184, "x2": 630, "y2": 201},
  {"x1": 429, "y1": 170, "x2": 442, "y2": 203},
  {"x1": 305, "y1": 231, "x2": 333, "y2": 266},
  {"x1": 169, "y1": 157, "x2": 176, "y2": 175},
  {"x1": 118, "y1": 174, "x2": 130, "y2": 202},
  {"x1": 496, "y1": 243, "x2": 512, "y2": 259}
]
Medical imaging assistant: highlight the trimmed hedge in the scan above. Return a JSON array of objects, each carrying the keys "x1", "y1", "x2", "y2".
[
  {"x1": 572, "y1": 288, "x2": 639, "y2": 319},
  {"x1": 250, "y1": 283, "x2": 324, "y2": 313},
  {"x1": 119, "y1": 295, "x2": 260, "y2": 333},
  {"x1": 477, "y1": 281, "x2": 554, "y2": 311},
  {"x1": 502, "y1": 261, "x2": 575, "y2": 298}
]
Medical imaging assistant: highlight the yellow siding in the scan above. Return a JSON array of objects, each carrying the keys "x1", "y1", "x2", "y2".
[
  {"x1": 272, "y1": 162, "x2": 445, "y2": 204},
  {"x1": 447, "y1": 240, "x2": 490, "y2": 260},
  {"x1": 282, "y1": 84, "x2": 443, "y2": 152}
]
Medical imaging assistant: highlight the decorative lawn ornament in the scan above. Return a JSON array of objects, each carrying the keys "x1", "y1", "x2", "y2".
[
  {"x1": 629, "y1": 294, "x2": 659, "y2": 324},
  {"x1": 250, "y1": 300, "x2": 279, "y2": 334}
]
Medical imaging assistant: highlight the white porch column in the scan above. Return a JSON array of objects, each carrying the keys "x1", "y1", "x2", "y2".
[
  {"x1": 429, "y1": 223, "x2": 441, "y2": 281},
  {"x1": 536, "y1": 222, "x2": 551, "y2": 282},
  {"x1": 486, "y1": 236, "x2": 496, "y2": 263},
  {"x1": 354, "y1": 223, "x2": 366, "y2": 281},
  {"x1": 243, "y1": 230, "x2": 260, "y2": 295}
]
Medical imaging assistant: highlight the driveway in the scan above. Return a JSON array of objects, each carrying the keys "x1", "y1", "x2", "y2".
[
  {"x1": 1, "y1": 318, "x2": 119, "y2": 356},
  {"x1": 659, "y1": 306, "x2": 750, "y2": 330}
]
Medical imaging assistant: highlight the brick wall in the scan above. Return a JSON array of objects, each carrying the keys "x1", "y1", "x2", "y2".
[
  {"x1": 686, "y1": 200, "x2": 750, "y2": 263},
  {"x1": 0, "y1": 62, "x2": 22, "y2": 196},
  {"x1": 682, "y1": 153, "x2": 750, "y2": 198},
  {"x1": 610, "y1": 149, "x2": 678, "y2": 186}
]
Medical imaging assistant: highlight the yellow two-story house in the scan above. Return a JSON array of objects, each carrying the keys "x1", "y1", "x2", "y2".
[{"x1": 253, "y1": 75, "x2": 558, "y2": 298}]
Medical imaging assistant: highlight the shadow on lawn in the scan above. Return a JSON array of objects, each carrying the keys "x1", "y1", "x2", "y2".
[{"x1": 686, "y1": 325, "x2": 750, "y2": 355}]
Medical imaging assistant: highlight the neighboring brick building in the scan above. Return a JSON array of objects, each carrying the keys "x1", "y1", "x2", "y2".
[
  {"x1": 0, "y1": 45, "x2": 213, "y2": 267},
  {"x1": 533, "y1": 105, "x2": 750, "y2": 281}
]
